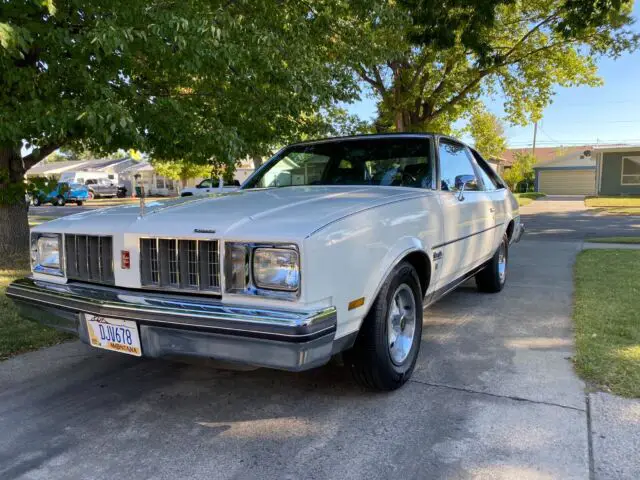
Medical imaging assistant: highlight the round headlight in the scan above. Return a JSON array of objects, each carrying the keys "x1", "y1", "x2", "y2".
[{"x1": 252, "y1": 248, "x2": 299, "y2": 291}]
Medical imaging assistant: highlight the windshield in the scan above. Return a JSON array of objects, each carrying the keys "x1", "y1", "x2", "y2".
[{"x1": 244, "y1": 137, "x2": 434, "y2": 190}]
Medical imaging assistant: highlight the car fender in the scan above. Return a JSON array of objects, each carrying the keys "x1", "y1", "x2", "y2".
[{"x1": 362, "y1": 236, "x2": 435, "y2": 318}]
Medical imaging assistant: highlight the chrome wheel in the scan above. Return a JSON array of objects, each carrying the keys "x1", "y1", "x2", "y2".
[
  {"x1": 498, "y1": 241, "x2": 507, "y2": 284},
  {"x1": 387, "y1": 284, "x2": 417, "y2": 365}
]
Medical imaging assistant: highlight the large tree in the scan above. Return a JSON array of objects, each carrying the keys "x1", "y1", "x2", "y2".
[
  {"x1": 467, "y1": 106, "x2": 507, "y2": 160},
  {"x1": 0, "y1": 0, "x2": 357, "y2": 260},
  {"x1": 349, "y1": 0, "x2": 638, "y2": 132}
]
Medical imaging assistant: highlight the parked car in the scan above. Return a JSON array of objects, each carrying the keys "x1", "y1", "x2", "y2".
[
  {"x1": 31, "y1": 182, "x2": 90, "y2": 206},
  {"x1": 85, "y1": 178, "x2": 119, "y2": 198},
  {"x1": 180, "y1": 177, "x2": 241, "y2": 197},
  {"x1": 9, "y1": 134, "x2": 523, "y2": 390}
]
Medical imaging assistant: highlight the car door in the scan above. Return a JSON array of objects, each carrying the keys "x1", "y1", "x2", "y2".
[
  {"x1": 197, "y1": 179, "x2": 213, "y2": 194},
  {"x1": 469, "y1": 148, "x2": 508, "y2": 249},
  {"x1": 435, "y1": 139, "x2": 496, "y2": 289}
]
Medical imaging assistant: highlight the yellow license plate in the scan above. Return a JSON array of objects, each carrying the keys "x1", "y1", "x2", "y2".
[{"x1": 85, "y1": 315, "x2": 142, "y2": 356}]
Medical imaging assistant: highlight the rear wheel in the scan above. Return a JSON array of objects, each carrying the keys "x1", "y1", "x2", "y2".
[
  {"x1": 87, "y1": 191, "x2": 95, "y2": 200},
  {"x1": 76, "y1": 200, "x2": 84, "y2": 206},
  {"x1": 475, "y1": 234, "x2": 508, "y2": 293},
  {"x1": 344, "y1": 262, "x2": 423, "y2": 391},
  {"x1": 32, "y1": 197, "x2": 41, "y2": 207},
  {"x1": 55, "y1": 196, "x2": 66, "y2": 206}
]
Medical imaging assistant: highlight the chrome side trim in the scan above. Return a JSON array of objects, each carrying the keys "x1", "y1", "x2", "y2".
[{"x1": 6, "y1": 278, "x2": 336, "y2": 342}]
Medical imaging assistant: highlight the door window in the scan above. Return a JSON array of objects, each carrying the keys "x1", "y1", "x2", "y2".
[{"x1": 438, "y1": 141, "x2": 479, "y2": 191}]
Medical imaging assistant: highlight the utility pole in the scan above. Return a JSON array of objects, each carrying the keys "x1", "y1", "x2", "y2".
[{"x1": 532, "y1": 121, "x2": 538, "y2": 158}]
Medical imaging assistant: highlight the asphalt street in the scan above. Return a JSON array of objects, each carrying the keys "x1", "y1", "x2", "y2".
[{"x1": 1, "y1": 197, "x2": 637, "y2": 479}]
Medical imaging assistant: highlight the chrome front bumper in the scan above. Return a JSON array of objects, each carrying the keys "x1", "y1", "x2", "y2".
[{"x1": 6, "y1": 278, "x2": 339, "y2": 371}]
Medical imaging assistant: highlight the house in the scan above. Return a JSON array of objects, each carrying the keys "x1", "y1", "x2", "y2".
[
  {"x1": 533, "y1": 150, "x2": 597, "y2": 195},
  {"x1": 503, "y1": 144, "x2": 634, "y2": 195},
  {"x1": 27, "y1": 157, "x2": 139, "y2": 183},
  {"x1": 594, "y1": 145, "x2": 640, "y2": 196},
  {"x1": 118, "y1": 162, "x2": 178, "y2": 197}
]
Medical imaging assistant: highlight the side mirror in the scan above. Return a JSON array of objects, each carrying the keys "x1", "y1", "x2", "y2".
[{"x1": 454, "y1": 174, "x2": 477, "y2": 201}]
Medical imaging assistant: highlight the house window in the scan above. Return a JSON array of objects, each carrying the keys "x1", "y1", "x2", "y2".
[
  {"x1": 621, "y1": 156, "x2": 640, "y2": 185},
  {"x1": 156, "y1": 177, "x2": 166, "y2": 189}
]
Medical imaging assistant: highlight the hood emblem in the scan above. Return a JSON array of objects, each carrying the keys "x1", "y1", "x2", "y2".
[{"x1": 194, "y1": 228, "x2": 216, "y2": 234}]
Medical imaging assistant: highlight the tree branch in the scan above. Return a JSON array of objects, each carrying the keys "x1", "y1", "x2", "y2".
[
  {"x1": 502, "y1": 13, "x2": 558, "y2": 60},
  {"x1": 418, "y1": 61, "x2": 452, "y2": 122},
  {"x1": 22, "y1": 142, "x2": 64, "y2": 170},
  {"x1": 355, "y1": 65, "x2": 386, "y2": 95}
]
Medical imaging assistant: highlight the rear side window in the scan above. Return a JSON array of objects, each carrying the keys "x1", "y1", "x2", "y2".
[{"x1": 470, "y1": 149, "x2": 505, "y2": 189}]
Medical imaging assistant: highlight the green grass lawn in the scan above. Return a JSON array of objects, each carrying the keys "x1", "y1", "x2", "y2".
[
  {"x1": 29, "y1": 215, "x2": 57, "y2": 227},
  {"x1": 514, "y1": 192, "x2": 545, "y2": 207},
  {"x1": 585, "y1": 196, "x2": 640, "y2": 215},
  {"x1": 585, "y1": 195, "x2": 640, "y2": 207},
  {"x1": 0, "y1": 268, "x2": 72, "y2": 360},
  {"x1": 587, "y1": 237, "x2": 640, "y2": 244},
  {"x1": 85, "y1": 197, "x2": 139, "y2": 206},
  {"x1": 573, "y1": 250, "x2": 640, "y2": 398}
]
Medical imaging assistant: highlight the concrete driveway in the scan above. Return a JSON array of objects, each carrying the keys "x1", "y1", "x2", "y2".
[
  {"x1": 521, "y1": 195, "x2": 640, "y2": 241},
  {"x1": 1, "y1": 199, "x2": 635, "y2": 479}
]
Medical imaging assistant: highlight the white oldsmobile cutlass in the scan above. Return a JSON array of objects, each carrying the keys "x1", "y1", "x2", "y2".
[{"x1": 8, "y1": 134, "x2": 523, "y2": 391}]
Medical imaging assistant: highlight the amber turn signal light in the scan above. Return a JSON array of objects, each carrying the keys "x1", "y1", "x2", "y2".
[{"x1": 348, "y1": 297, "x2": 365, "y2": 311}]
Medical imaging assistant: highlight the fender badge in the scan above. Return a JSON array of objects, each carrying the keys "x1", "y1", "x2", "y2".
[{"x1": 194, "y1": 228, "x2": 217, "y2": 234}]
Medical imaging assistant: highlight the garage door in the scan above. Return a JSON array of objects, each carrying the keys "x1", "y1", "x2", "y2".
[{"x1": 538, "y1": 169, "x2": 596, "y2": 195}]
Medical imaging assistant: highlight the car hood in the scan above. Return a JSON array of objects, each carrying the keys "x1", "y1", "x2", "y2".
[{"x1": 35, "y1": 186, "x2": 431, "y2": 240}]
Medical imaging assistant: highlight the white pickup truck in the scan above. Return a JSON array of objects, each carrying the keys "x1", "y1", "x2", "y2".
[
  {"x1": 180, "y1": 177, "x2": 241, "y2": 197},
  {"x1": 9, "y1": 134, "x2": 523, "y2": 390}
]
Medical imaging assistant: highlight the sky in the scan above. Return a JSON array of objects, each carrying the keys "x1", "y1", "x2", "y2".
[{"x1": 345, "y1": 3, "x2": 640, "y2": 149}]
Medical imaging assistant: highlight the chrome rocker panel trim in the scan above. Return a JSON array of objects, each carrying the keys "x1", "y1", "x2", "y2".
[{"x1": 6, "y1": 278, "x2": 337, "y2": 371}]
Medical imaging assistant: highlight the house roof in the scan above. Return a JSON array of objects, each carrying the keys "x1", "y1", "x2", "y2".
[
  {"x1": 533, "y1": 150, "x2": 596, "y2": 169},
  {"x1": 592, "y1": 144, "x2": 640, "y2": 153},
  {"x1": 27, "y1": 160, "x2": 91, "y2": 176},
  {"x1": 502, "y1": 146, "x2": 591, "y2": 166},
  {"x1": 504, "y1": 144, "x2": 636, "y2": 166},
  {"x1": 27, "y1": 157, "x2": 138, "y2": 176}
]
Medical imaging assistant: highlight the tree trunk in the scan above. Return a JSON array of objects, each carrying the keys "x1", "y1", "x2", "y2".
[
  {"x1": 395, "y1": 111, "x2": 406, "y2": 132},
  {"x1": 252, "y1": 156, "x2": 263, "y2": 170},
  {"x1": 0, "y1": 146, "x2": 30, "y2": 267}
]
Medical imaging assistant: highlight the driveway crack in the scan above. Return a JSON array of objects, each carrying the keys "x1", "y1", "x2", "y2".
[
  {"x1": 586, "y1": 393, "x2": 596, "y2": 480},
  {"x1": 409, "y1": 378, "x2": 586, "y2": 412}
]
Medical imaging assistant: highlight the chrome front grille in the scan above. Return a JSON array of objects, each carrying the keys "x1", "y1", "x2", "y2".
[
  {"x1": 140, "y1": 238, "x2": 220, "y2": 292},
  {"x1": 65, "y1": 234, "x2": 114, "y2": 284}
]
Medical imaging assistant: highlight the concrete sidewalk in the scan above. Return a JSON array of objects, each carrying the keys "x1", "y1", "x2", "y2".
[{"x1": 583, "y1": 242, "x2": 640, "y2": 250}]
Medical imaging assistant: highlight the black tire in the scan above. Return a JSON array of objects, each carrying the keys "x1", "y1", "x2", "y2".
[
  {"x1": 343, "y1": 262, "x2": 423, "y2": 391},
  {"x1": 76, "y1": 200, "x2": 84, "y2": 206},
  {"x1": 181, "y1": 192, "x2": 193, "y2": 197},
  {"x1": 475, "y1": 233, "x2": 508, "y2": 293},
  {"x1": 55, "y1": 196, "x2": 66, "y2": 206},
  {"x1": 32, "y1": 197, "x2": 41, "y2": 207}
]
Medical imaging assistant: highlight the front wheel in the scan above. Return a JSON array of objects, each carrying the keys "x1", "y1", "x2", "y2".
[
  {"x1": 343, "y1": 262, "x2": 423, "y2": 391},
  {"x1": 55, "y1": 196, "x2": 66, "y2": 206},
  {"x1": 32, "y1": 197, "x2": 41, "y2": 207},
  {"x1": 475, "y1": 234, "x2": 508, "y2": 293},
  {"x1": 76, "y1": 200, "x2": 84, "y2": 206}
]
